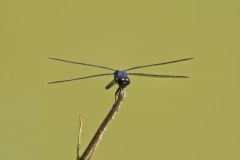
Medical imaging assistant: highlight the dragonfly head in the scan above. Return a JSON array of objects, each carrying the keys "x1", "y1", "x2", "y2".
[{"x1": 114, "y1": 70, "x2": 130, "y2": 88}]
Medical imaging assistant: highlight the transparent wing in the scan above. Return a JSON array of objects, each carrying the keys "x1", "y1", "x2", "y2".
[
  {"x1": 48, "y1": 73, "x2": 113, "y2": 84},
  {"x1": 49, "y1": 57, "x2": 116, "y2": 71},
  {"x1": 125, "y1": 58, "x2": 194, "y2": 71},
  {"x1": 127, "y1": 73, "x2": 189, "y2": 78}
]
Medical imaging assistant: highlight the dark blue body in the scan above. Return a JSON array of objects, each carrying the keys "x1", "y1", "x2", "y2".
[{"x1": 114, "y1": 70, "x2": 130, "y2": 88}]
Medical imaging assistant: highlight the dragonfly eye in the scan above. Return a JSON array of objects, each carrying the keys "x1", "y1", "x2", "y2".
[
  {"x1": 119, "y1": 78, "x2": 130, "y2": 87},
  {"x1": 121, "y1": 78, "x2": 129, "y2": 82}
]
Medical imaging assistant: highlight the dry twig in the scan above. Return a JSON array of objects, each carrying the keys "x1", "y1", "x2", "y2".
[
  {"x1": 76, "y1": 116, "x2": 83, "y2": 160},
  {"x1": 77, "y1": 90, "x2": 126, "y2": 160}
]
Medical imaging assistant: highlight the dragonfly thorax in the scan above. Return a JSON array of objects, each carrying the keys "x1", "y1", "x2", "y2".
[{"x1": 114, "y1": 71, "x2": 130, "y2": 88}]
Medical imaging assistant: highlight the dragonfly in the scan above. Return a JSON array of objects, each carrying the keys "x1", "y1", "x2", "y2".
[{"x1": 49, "y1": 57, "x2": 193, "y2": 99}]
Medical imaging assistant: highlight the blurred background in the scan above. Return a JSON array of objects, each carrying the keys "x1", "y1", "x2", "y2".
[{"x1": 0, "y1": 0, "x2": 239, "y2": 159}]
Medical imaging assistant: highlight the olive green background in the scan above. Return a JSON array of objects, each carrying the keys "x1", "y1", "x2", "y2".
[{"x1": 1, "y1": 0, "x2": 239, "y2": 160}]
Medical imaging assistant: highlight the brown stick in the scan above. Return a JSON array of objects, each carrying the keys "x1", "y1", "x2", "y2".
[
  {"x1": 78, "y1": 90, "x2": 126, "y2": 160},
  {"x1": 76, "y1": 116, "x2": 83, "y2": 160}
]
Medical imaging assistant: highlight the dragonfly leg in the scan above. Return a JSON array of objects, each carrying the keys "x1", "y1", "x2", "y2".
[
  {"x1": 115, "y1": 87, "x2": 121, "y2": 101},
  {"x1": 115, "y1": 87, "x2": 124, "y2": 102}
]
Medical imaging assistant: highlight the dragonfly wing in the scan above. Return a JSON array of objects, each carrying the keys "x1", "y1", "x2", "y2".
[
  {"x1": 48, "y1": 73, "x2": 113, "y2": 84},
  {"x1": 125, "y1": 58, "x2": 194, "y2": 71},
  {"x1": 49, "y1": 57, "x2": 116, "y2": 71},
  {"x1": 127, "y1": 73, "x2": 189, "y2": 78}
]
